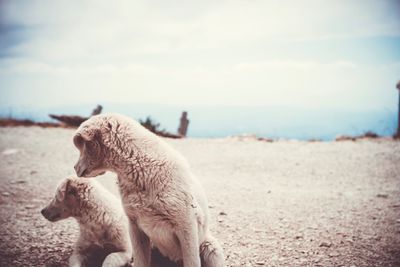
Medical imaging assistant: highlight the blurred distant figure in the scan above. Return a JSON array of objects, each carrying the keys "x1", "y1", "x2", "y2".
[
  {"x1": 91, "y1": 105, "x2": 103, "y2": 116},
  {"x1": 178, "y1": 111, "x2": 189, "y2": 137}
]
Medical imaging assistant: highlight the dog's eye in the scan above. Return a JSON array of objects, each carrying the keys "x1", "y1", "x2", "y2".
[
  {"x1": 67, "y1": 188, "x2": 76, "y2": 196},
  {"x1": 85, "y1": 141, "x2": 97, "y2": 153}
]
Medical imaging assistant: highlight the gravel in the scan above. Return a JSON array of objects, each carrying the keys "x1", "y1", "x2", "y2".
[{"x1": 0, "y1": 127, "x2": 399, "y2": 266}]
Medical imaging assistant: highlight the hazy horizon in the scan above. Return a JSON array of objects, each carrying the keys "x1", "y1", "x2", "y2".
[{"x1": 0, "y1": 102, "x2": 396, "y2": 140}]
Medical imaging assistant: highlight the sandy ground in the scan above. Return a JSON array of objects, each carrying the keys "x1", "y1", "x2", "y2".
[{"x1": 0, "y1": 127, "x2": 399, "y2": 267}]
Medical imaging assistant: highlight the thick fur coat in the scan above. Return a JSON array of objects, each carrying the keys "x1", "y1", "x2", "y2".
[
  {"x1": 73, "y1": 113, "x2": 224, "y2": 267},
  {"x1": 41, "y1": 177, "x2": 132, "y2": 267}
]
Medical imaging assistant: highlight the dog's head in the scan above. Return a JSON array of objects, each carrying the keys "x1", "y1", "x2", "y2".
[
  {"x1": 73, "y1": 115, "x2": 113, "y2": 178},
  {"x1": 41, "y1": 177, "x2": 83, "y2": 222}
]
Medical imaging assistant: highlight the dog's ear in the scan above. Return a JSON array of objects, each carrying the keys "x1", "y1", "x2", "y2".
[
  {"x1": 56, "y1": 179, "x2": 69, "y2": 201},
  {"x1": 77, "y1": 126, "x2": 100, "y2": 142},
  {"x1": 65, "y1": 179, "x2": 77, "y2": 197},
  {"x1": 73, "y1": 134, "x2": 85, "y2": 150},
  {"x1": 57, "y1": 178, "x2": 76, "y2": 201}
]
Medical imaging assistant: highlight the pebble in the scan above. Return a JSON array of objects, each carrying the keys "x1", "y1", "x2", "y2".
[
  {"x1": 255, "y1": 261, "x2": 265, "y2": 265},
  {"x1": 376, "y1": 193, "x2": 389, "y2": 198},
  {"x1": 2, "y1": 192, "x2": 10, "y2": 196},
  {"x1": 319, "y1": 241, "x2": 332, "y2": 248},
  {"x1": 329, "y1": 252, "x2": 340, "y2": 257},
  {"x1": 11, "y1": 180, "x2": 27, "y2": 184},
  {"x1": 2, "y1": 149, "x2": 18, "y2": 155}
]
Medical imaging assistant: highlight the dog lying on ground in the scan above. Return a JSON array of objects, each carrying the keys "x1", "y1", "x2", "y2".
[{"x1": 41, "y1": 177, "x2": 132, "y2": 267}]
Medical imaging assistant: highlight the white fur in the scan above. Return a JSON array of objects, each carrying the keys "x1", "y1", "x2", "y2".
[
  {"x1": 74, "y1": 113, "x2": 225, "y2": 267},
  {"x1": 42, "y1": 177, "x2": 132, "y2": 267}
]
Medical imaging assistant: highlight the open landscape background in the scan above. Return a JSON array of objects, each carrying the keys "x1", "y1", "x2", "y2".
[
  {"x1": 0, "y1": 103, "x2": 397, "y2": 140},
  {"x1": 1, "y1": 0, "x2": 400, "y2": 141},
  {"x1": 1, "y1": 0, "x2": 400, "y2": 266}
]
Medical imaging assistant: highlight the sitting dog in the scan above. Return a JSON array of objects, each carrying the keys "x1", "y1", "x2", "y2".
[
  {"x1": 41, "y1": 177, "x2": 132, "y2": 267},
  {"x1": 73, "y1": 114, "x2": 225, "y2": 267}
]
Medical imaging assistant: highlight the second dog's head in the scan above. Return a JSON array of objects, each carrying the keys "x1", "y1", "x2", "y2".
[{"x1": 41, "y1": 177, "x2": 88, "y2": 222}]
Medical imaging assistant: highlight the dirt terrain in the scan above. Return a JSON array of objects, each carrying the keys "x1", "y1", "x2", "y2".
[{"x1": 0, "y1": 127, "x2": 399, "y2": 267}]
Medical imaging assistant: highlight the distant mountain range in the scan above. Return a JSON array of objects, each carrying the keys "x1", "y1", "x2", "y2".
[{"x1": 0, "y1": 103, "x2": 397, "y2": 140}]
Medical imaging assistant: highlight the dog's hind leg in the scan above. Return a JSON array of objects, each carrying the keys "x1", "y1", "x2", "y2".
[
  {"x1": 102, "y1": 251, "x2": 132, "y2": 267},
  {"x1": 69, "y1": 251, "x2": 85, "y2": 267},
  {"x1": 200, "y1": 235, "x2": 225, "y2": 267}
]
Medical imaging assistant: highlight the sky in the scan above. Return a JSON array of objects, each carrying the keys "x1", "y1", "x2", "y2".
[{"x1": 0, "y1": 0, "x2": 400, "y2": 112}]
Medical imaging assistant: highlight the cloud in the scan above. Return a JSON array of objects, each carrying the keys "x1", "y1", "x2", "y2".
[
  {"x1": 1, "y1": 0, "x2": 400, "y2": 62},
  {"x1": 1, "y1": 58, "x2": 399, "y2": 111},
  {"x1": 0, "y1": 0, "x2": 399, "y2": 112}
]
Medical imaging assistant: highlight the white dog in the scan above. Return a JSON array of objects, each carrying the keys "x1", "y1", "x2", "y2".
[
  {"x1": 41, "y1": 177, "x2": 132, "y2": 267},
  {"x1": 73, "y1": 113, "x2": 225, "y2": 267}
]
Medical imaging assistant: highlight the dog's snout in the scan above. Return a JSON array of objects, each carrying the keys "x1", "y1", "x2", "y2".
[{"x1": 74, "y1": 163, "x2": 88, "y2": 177}]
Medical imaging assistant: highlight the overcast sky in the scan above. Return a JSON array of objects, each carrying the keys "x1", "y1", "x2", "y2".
[{"x1": 1, "y1": 0, "x2": 399, "y2": 111}]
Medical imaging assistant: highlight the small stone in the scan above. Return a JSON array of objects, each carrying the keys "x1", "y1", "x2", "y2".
[
  {"x1": 319, "y1": 241, "x2": 332, "y2": 248},
  {"x1": 376, "y1": 193, "x2": 389, "y2": 198},
  {"x1": 2, "y1": 192, "x2": 10, "y2": 196},
  {"x1": 329, "y1": 252, "x2": 340, "y2": 257},
  {"x1": 255, "y1": 261, "x2": 265, "y2": 265},
  {"x1": 219, "y1": 211, "x2": 227, "y2": 216},
  {"x1": 2, "y1": 149, "x2": 18, "y2": 155},
  {"x1": 25, "y1": 205, "x2": 35, "y2": 209},
  {"x1": 12, "y1": 180, "x2": 27, "y2": 184},
  {"x1": 271, "y1": 255, "x2": 279, "y2": 261},
  {"x1": 30, "y1": 170, "x2": 37, "y2": 175}
]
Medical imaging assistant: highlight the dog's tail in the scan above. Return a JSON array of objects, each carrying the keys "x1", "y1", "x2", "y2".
[{"x1": 200, "y1": 235, "x2": 225, "y2": 267}]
